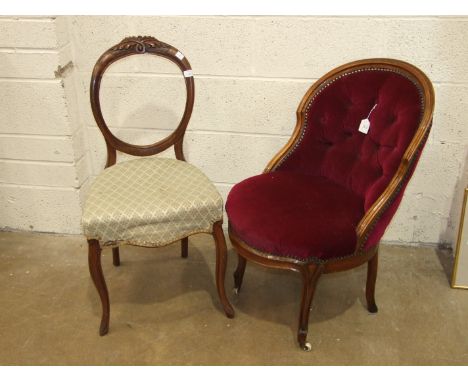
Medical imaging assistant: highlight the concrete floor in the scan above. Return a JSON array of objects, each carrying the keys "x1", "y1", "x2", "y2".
[{"x1": 0, "y1": 231, "x2": 467, "y2": 365}]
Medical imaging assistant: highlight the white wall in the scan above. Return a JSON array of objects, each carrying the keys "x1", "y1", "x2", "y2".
[
  {"x1": 1, "y1": 16, "x2": 467, "y2": 248},
  {"x1": 0, "y1": 16, "x2": 87, "y2": 233}
]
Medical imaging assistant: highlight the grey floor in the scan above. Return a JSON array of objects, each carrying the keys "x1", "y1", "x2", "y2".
[{"x1": 0, "y1": 231, "x2": 467, "y2": 365}]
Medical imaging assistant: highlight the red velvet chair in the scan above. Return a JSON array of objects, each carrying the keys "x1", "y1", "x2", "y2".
[{"x1": 226, "y1": 59, "x2": 435, "y2": 351}]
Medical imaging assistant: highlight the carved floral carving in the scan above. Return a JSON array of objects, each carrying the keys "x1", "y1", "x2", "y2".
[{"x1": 111, "y1": 36, "x2": 171, "y2": 53}]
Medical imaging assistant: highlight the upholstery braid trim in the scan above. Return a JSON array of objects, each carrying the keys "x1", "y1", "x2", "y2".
[
  {"x1": 232, "y1": 124, "x2": 431, "y2": 265},
  {"x1": 356, "y1": 123, "x2": 432, "y2": 253},
  {"x1": 242, "y1": 67, "x2": 428, "y2": 264},
  {"x1": 88, "y1": 226, "x2": 215, "y2": 249},
  {"x1": 272, "y1": 67, "x2": 425, "y2": 171}
]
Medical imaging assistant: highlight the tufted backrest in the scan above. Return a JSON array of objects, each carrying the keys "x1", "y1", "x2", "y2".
[{"x1": 270, "y1": 59, "x2": 434, "y2": 251}]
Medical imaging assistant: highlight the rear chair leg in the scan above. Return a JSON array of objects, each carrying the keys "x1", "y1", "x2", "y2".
[
  {"x1": 88, "y1": 239, "x2": 110, "y2": 336},
  {"x1": 366, "y1": 251, "x2": 378, "y2": 313},
  {"x1": 181, "y1": 237, "x2": 188, "y2": 258},
  {"x1": 112, "y1": 247, "x2": 120, "y2": 266},
  {"x1": 233, "y1": 254, "x2": 247, "y2": 294}
]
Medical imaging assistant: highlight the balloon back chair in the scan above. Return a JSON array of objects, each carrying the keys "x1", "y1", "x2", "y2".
[
  {"x1": 226, "y1": 59, "x2": 434, "y2": 350},
  {"x1": 82, "y1": 36, "x2": 234, "y2": 336}
]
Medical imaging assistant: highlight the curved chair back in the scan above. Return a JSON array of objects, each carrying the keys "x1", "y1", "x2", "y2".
[
  {"x1": 266, "y1": 59, "x2": 435, "y2": 252},
  {"x1": 90, "y1": 36, "x2": 195, "y2": 167}
]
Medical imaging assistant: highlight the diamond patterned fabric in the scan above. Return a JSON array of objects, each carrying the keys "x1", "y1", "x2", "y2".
[{"x1": 82, "y1": 157, "x2": 223, "y2": 247}]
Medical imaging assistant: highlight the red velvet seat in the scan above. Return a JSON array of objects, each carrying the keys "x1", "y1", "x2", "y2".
[
  {"x1": 228, "y1": 69, "x2": 423, "y2": 262},
  {"x1": 227, "y1": 172, "x2": 364, "y2": 262},
  {"x1": 225, "y1": 59, "x2": 434, "y2": 351}
]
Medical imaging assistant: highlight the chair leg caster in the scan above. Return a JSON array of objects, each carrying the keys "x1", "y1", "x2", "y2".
[
  {"x1": 298, "y1": 329, "x2": 312, "y2": 351},
  {"x1": 367, "y1": 303, "x2": 378, "y2": 314},
  {"x1": 233, "y1": 287, "x2": 240, "y2": 295}
]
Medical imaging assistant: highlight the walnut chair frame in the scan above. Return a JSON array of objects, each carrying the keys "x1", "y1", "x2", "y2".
[
  {"x1": 87, "y1": 36, "x2": 234, "y2": 336},
  {"x1": 228, "y1": 59, "x2": 435, "y2": 351}
]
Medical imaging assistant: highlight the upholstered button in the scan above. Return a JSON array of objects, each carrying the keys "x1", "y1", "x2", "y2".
[{"x1": 319, "y1": 138, "x2": 333, "y2": 146}]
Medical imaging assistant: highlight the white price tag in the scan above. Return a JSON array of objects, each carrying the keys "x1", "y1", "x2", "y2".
[
  {"x1": 358, "y1": 103, "x2": 378, "y2": 135},
  {"x1": 183, "y1": 70, "x2": 193, "y2": 78},
  {"x1": 175, "y1": 51, "x2": 184, "y2": 60},
  {"x1": 358, "y1": 119, "x2": 371, "y2": 134}
]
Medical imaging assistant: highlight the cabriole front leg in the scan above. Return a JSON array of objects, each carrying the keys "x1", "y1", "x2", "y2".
[
  {"x1": 212, "y1": 221, "x2": 235, "y2": 318},
  {"x1": 88, "y1": 239, "x2": 110, "y2": 336},
  {"x1": 297, "y1": 264, "x2": 323, "y2": 351}
]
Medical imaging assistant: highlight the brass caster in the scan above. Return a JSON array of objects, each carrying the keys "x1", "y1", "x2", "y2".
[{"x1": 302, "y1": 342, "x2": 312, "y2": 352}]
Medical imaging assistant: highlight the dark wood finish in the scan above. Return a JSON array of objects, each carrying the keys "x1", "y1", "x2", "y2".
[
  {"x1": 298, "y1": 264, "x2": 323, "y2": 351},
  {"x1": 228, "y1": 58, "x2": 435, "y2": 350},
  {"x1": 112, "y1": 247, "x2": 120, "y2": 267},
  {"x1": 90, "y1": 36, "x2": 195, "y2": 168},
  {"x1": 233, "y1": 254, "x2": 247, "y2": 292},
  {"x1": 366, "y1": 251, "x2": 378, "y2": 313},
  {"x1": 213, "y1": 221, "x2": 235, "y2": 318},
  {"x1": 86, "y1": 36, "x2": 233, "y2": 335},
  {"x1": 229, "y1": 226, "x2": 378, "y2": 274},
  {"x1": 229, "y1": 233, "x2": 381, "y2": 350},
  {"x1": 88, "y1": 239, "x2": 110, "y2": 336},
  {"x1": 181, "y1": 237, "x2": 188, "y2": 258}
]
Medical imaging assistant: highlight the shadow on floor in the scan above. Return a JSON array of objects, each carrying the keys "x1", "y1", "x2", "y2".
[{"x1": 434, "y1": 245, "x2": 454, "y2": 286}]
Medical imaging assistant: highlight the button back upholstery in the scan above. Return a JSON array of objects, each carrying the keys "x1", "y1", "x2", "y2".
[
  {"x1": 226, "y1": 59, "x2": 434, "y2": 350},
  {"x1": 227, "y1": 62, "x2": 433, "y2": 263}
]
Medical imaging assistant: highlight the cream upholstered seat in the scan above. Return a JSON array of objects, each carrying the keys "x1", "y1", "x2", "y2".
[
  {"x1": 82, "y1": 157, "x2": 223, "y2": 247},
  {"x1": 84, "y1": 36, "x2": 234, "y2": 337}
]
